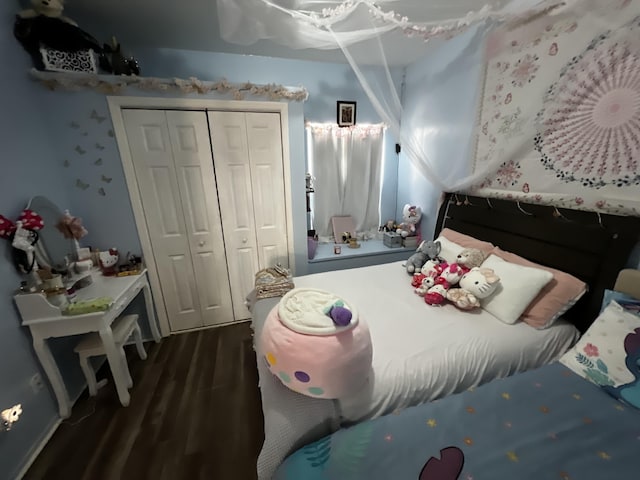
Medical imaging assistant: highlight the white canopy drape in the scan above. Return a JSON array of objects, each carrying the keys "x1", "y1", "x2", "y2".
[{"x1": 216, "y1": 0, "x2": 585, "y2": 192}]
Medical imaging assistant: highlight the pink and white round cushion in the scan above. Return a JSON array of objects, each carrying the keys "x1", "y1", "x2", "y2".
[{"x1": 260, "y1": 288, "x2": 372, "y2": 399}]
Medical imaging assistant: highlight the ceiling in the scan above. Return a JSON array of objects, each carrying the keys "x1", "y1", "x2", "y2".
[{"x1": 59, "y1": 0, "x2": 538, "y2": 65}]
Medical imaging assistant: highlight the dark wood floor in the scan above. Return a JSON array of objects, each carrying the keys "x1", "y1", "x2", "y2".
[{"x1": 26, "y1": 322, "x2": 264, "y2": 480}]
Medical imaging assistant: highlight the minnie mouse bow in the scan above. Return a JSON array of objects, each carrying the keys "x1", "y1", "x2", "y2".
[{"x1": 0, "y1": 209, "x2": 44, "y2": 239}]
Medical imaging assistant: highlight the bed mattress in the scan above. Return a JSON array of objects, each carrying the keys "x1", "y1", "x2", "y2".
[
  {"x1": 293, "y1": 261, "x2": 579, "y2": 423},
  {"x1": 252, "y1": 261, "x2": 579, "y2": 479}
]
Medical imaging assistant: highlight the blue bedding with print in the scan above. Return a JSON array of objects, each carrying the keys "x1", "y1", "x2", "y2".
[{"x1": 274, "y1": 363, "x2": 640, "y2": 480}]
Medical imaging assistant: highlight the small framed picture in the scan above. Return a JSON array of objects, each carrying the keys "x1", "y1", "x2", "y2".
[{"x1": 337, "y1": 101, "x2": 357, "y2": 127}]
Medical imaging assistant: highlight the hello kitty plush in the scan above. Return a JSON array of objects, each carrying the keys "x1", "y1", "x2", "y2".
[
  {"x1": 421, "y1": 258, "x2": 445, "y2": 277},
  {"x1": 99, "y1": 248, "x2": 119, "y2": 276},
  {"x1": 424, "y1": 263, "x2": 467, "y2": 306},
  {"x1": 396, "y1": 204, "x2": 422, "y2": 238},
  {"x1": 447, "y1": 267, "x2": 501, "y2": 310}
]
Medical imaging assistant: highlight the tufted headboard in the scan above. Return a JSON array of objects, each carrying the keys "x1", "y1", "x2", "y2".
[{"x1": 434, "y1": 194, "x2": 640, "y2": 332}]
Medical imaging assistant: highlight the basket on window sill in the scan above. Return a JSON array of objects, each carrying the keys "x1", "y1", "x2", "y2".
[{"x1": 39, "y1": 47, "x2": 97, "y2": 73}]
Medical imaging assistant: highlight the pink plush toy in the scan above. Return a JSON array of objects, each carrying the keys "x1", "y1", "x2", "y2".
[{"x1": 424, "y1": 263, "x2": 467, "y2": 306}]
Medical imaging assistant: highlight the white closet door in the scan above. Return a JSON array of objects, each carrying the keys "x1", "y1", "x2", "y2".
[
  {"x1": 208, "y1": 111, "x2": 259, "y2": 320},
  {"x1": 165, "y1": 111, "x2": 234, "y2": 327},
  {"x1": 123, "y1": 109, "x2": 203, "y2": 331},
  {"x1": 245, "y1": 112, "x2": 289, "y2": 268},
  {"x1": 123, "y1": 110, "x2": 233, "y2": 331}
]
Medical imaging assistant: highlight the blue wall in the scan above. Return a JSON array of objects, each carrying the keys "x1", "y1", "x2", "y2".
[
  {"x1": 0, "y1": 2, "x2": 90, "y2": 478},
  {"x1": 399, "y1": 26, "x2": 487, "y2": 239}
]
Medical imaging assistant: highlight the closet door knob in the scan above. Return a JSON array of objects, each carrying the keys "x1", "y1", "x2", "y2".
[
  {"x1": 198, "y1": 241, "x2": 206, "y2": 246},
  {"x1": 242, "y1": 238, "x2": 248, "y2": 244}
]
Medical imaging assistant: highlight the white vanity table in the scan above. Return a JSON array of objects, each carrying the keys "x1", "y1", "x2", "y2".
[{"x1": 14, "y1": 269, "x2": 161, "y2": 418}]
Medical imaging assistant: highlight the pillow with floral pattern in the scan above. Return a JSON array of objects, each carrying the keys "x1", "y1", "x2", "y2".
[{"x1": 560, "y1": 300, "x2": 640, "y2": 409}]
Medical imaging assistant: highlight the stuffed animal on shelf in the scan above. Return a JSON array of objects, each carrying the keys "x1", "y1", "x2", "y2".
[
  {"x1": 14, "y1": 0, "x2": 102, "y2": 70},
  {"x1": 18, "y1": 0, "x2": 77, "y2": 25},
  {"x1": 405, "y1": 240, "x2": 441, "y2": 275},
  {"x1": 379, "y1": 219, "x2": 397, "y2": 233},
  {"x1": 447, "y1": 267, "x2": 501, "y2": 310},
  {"x1": 396, "y1": 204, "x2": 422, "y2": 238}
]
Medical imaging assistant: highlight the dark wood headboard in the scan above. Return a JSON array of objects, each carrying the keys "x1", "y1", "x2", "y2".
[{"x1": 434, "y1": 194, "x2": 640, "y2": 332}]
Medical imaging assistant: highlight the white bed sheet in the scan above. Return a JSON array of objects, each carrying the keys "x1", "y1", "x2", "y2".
[{"x1": 294, "y1": 261, "x2": 580, "y2": 424}]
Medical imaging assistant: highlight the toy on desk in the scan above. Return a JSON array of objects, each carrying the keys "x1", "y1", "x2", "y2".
[
  {"x1": 98, "y1": 248, "x2": 119, "y2": 276},
  {"x1": 64, "y1": 296, "x2": 113, "y2": 315},
  {"x1": 117, "y1": 253, "x2": 143, "y2": 276},
  {"x1": 0, "y1": 209, "x2": 44, "y2": 274}
]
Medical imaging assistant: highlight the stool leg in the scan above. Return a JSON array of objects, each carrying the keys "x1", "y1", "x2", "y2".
[
  {"x1": 133, "y1": 324, "x2": 147, "y2": 360},
  {"x1": 79, "y1": 355, "x2": 98, "y2": 396},
  {"x1": 119, "y1": 345, "x2": 133, "y2": 389}
]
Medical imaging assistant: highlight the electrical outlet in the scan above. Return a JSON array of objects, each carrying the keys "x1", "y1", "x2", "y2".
[{"x1": 30, "y1": 373, "x2": 44, "y2": 394}]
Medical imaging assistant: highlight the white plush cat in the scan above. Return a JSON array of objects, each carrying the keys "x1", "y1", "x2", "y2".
[{"x1": 446, "y1": 267, "x2": 500, "y2": 310}]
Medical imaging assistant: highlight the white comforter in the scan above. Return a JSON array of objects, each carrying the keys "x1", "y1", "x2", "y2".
[
  {"x1": 253, "y1": 261, "x2": 579, "y2": 479},
  {"x1": 294, "y1": 261, "x2": 579, "y2": 423}
]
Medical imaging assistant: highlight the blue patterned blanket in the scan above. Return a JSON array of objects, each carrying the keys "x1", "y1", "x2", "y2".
[{"x1": 275, "y1": 363, "x2": 640, "y2": 479}]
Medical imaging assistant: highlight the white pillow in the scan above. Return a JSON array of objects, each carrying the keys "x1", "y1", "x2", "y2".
[
  {"x1": 480, "y1": 254, "x2": 554, "y2": 324},
  {"x1": 560, "y1": 300, "x2": 640, "y2": 392},
  {"x1": 433, "y1": 236, "x2": 464, "y2": 264}
]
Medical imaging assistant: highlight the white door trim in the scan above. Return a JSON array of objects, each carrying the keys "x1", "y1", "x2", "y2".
[{"x1": 107, "y1": 96, "x2": 296, "y2": 336}]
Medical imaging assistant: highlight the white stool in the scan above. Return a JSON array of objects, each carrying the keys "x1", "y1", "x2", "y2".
[{"x1": 74, "y1": 314, "x2": 147, "y2": 403}]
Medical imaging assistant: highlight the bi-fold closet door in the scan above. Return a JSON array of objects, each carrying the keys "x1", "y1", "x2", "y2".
[{"x1": 123, "y1": 109, "x2": 289, "y2": 332}]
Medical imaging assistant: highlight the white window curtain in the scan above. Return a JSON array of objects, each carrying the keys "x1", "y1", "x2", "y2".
[{"x1": 307, "y1": 123, "x2": 385, "y2": 238}]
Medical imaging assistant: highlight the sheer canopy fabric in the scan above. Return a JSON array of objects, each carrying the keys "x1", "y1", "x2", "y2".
[{"x1": 216, "y1": 0, "x2": 578, "y2": 192}]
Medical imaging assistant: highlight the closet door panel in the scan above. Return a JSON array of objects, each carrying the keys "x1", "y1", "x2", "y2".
[
  {"x1": 123, "y1": 109, "x2": 203, "y2": 331},
  {"x1": 166, "y1": 111, "x2": 234, "y2": 326},
  {"x1": 245, "y1": 112, "x2": 289, "y2": 268},
  {"x1": 208, "y1": 111, "x2": 259, "y2": 320}
]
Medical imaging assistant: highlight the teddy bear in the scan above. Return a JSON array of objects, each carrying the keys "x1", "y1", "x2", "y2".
[
  {"x1": 455, "y1": 248, "x2": 487, "y2": 270},
  {"x1": 446, "y1": 267, "x2": 501, "y2": 310},
  {"x1": 396, "y1": 204, "x2": 422, "y2": 238},
  {"x1": 405, "y1": 240, "x2": 441, "y2": 275}
]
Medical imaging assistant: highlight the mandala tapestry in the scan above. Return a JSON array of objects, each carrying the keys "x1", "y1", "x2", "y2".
[{"x1": 471, "y1": 0, "x2": 640, "y2": 215}]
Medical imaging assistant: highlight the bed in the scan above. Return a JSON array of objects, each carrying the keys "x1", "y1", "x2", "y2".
[
  {"x1": 251, "y1": 195, "x2": 640, "y2": 479},
  {"x1": 274, "y1": 270, "x2": 640, "y2": 480}
]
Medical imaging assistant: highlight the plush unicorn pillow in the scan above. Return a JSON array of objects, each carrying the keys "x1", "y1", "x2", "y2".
[{"x1": 560, "y1": 300, "x2": 640, "y2": 409}]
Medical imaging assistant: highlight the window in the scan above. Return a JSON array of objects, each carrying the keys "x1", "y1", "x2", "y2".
[{"x1": 306, "y1": 123, "x2": 386, "y2": 239}]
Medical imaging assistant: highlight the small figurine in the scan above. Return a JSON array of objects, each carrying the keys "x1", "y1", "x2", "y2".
[{"x1": 99, "y1": 248, "x2": 119, "y2": 276}]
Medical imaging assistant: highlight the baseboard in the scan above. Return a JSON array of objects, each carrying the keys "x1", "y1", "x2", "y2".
[{"x1": 14, "y1": 416, "x2": 62, "y2": 480}]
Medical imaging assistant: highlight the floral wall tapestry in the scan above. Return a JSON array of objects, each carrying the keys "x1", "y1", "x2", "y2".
[{"x1": 469, "y1": 0, "x2": 640, "y2": 216}]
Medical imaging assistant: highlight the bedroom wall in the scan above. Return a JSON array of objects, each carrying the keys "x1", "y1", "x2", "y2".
[
  {"x1": 399, "y1": 25, "x2": 487, "y2": 239},
  {"x1": 1, "y1": 2, "x2": 90, "y2": 478}
]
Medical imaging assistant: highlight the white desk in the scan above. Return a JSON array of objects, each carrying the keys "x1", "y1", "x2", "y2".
[{"x1": 14, "y1": 269, "x2": 161, "y2": 418}]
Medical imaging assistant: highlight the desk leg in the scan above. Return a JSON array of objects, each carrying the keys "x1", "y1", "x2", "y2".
[
  {"x1": 143, "y1": 281, "x2": 161, "y2": 342},
  {"x1": 99, "y1": 327, "x2": 131, "y2": 407},
  {"x1": 32, "y1": 336, "x2": 71, "y2": 419}
]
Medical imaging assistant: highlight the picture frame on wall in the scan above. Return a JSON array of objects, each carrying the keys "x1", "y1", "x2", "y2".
[{"x1": 337, "y1": 101, "x2": 357, "y2": 127}]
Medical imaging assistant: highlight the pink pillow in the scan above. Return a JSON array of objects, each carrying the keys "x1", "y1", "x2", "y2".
[
  {"x1": 491, "y1": 247, "x2": 587, "y2": 329},
  {"x1": 440, "y1": 228, "x2": 495, "y2": 255}
]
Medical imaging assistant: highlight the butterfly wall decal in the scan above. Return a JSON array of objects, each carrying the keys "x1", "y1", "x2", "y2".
[
  {"x1": 101, "y1": 174, "x2": 112, "y2": 183},
  {"x1": 94, "y1": 158, "x2": 103, "y2": 166},
  {"x1": 76, "y1": 179, "x2": 90, "y2": 190},
  {"x1": 75, "y1": 145, "x2": 86, "y2": 155},
  {"x1": 90, "y1": 109, "x2": 106, "y2": 123},
  {"x1": 69, "y1": 121, "x2": 80, "y2": 129},
  {"x1": 98, "y1": 188, "x2": 106, "y2": 196},
  {"x1": 95, "y1": 142, "x2": 105, "y2": 150}
]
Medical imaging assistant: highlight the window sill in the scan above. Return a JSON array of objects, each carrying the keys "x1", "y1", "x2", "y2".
[{"x1": 308, "y1": 239, "x2": 413, "y2": 263}]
